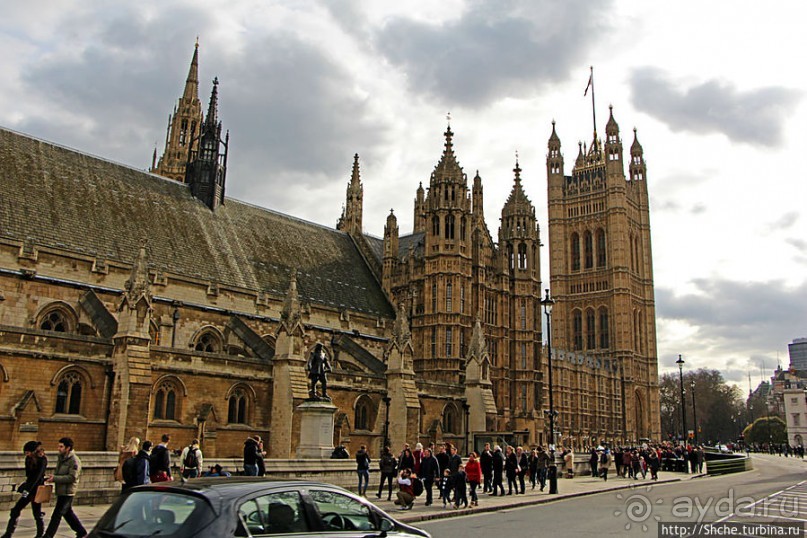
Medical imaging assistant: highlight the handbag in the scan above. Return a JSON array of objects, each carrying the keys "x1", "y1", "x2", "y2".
[
  {"x1": 33, "y1": 484, "x2": 52, "y2": 504},
  {"x1": 150, "y1": 471, "x2": 172, "y2": 483}
]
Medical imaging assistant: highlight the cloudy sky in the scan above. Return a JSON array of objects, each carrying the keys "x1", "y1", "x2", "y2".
[{"x1": 2, "y1": 0, "x2": 805, "y2": 390}]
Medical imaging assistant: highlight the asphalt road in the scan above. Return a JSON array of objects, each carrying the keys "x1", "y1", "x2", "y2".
[{"x1": 419, "y1": 454, "x2": 807, "y2": 538}]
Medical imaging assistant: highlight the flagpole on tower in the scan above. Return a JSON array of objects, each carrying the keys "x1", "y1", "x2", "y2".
[{"x1": 584, "y1": 66, "x2": 597, "y2": 137}]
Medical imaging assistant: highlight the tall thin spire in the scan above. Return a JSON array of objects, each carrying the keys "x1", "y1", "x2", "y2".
[
  {"x1": 152, "y1": 42, "x2": 204, "y2": 181},
  {"x1": 183, "y1": 40, "x2": 200, "y2": 101},
  {"x1": 205, "y1": 77, "x2": 219, "y2": 129}
]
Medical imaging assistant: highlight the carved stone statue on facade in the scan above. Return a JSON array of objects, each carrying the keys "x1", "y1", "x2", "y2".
[{"x1": 306, "y1": 343, "x2": 332, "y2": 400}]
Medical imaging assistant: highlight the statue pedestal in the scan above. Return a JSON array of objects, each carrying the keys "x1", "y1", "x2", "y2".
[{"x1": 296, "y1": 399, "x2": 337, "y2": 459}]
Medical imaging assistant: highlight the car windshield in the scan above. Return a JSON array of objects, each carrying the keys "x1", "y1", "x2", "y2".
[{"x1": 94, "y1": 490, "x2": 216, "y2": 537}]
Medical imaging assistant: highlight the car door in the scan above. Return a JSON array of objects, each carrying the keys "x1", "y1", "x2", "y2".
[
  {"x1": 236, "y1": 489, "x2": 312, "y2": 537},
  {"x1": 305, "y1": 488, "x2": 388, "y2": 538}
]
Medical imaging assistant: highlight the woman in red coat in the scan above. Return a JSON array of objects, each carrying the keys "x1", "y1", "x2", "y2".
[{"x1": 465, "y1": 452, "x2": 483, "y2": 506}]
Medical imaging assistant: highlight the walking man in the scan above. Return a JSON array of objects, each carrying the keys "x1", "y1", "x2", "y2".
[
  {"x1": 180, "y1": 439, "x2": 203, "y2": 479},
  {"x1": 149, "y1": 434, "x2": 172, "y2": 482},
  {"x1": 355, "y1": 445, "x2": 371, "y2": 496},
  {"x1": 480, "y1": 443, "x2": 493, "y2": 493},
  {"x1": 42, "y1": 437, "x2": 87, "y2": 538},
  {"x1": 1, "y1": 441, "x2": 47, "y2": 538},
  {"x1": 419, "y1": 448, "x2": 440, "y2": 506}
]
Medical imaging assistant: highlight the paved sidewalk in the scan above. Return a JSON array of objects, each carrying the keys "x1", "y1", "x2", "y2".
[{"x1": 0, "y1": 472, "x2": 697, "y2": 536}]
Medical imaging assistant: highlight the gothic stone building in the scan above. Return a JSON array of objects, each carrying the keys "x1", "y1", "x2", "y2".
[{"x1": 0, "y1": 45, "x2": 659, "y2": 456}]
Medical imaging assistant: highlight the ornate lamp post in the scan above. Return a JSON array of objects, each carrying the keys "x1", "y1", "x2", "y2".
[
  {"x1": 676, "y1": 355, "x2": 687, "y2": 445},
  {"x1": 690, "y1": 380, "x2": 698, "y2": 445},
  {"x1": 382, "y1": 395, "x2": 391, "y2": 449},
  {"x1": 541, "y1": 289, "x2": 558, "y2": 494},
  {"x1": 462, "y1": 401, "x2": 470, "y2": 455}
]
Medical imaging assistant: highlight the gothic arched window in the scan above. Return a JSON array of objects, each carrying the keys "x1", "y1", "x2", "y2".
[
  {"x1": 596, "y1": 229, "x2": 607, "y2": 268},
  {"x1": 573, "y1": 310, "x2": 583, "y2": 351},
  {"x1": 194, "y1": 329, "x2": 222, "y2": 353},
  {"x1": 354, "y1": 395, "x2": 374, "y2": 431},
  {"x1": 586, "y1": 308, "x2": 596, "y2": 350},
  {"x1": 442, "y1": 404, "x2": 459, "y2": 434},
  {"x1": 584, "y1": 231, "x2": 594, "y2": 269},
  {"x1": 571, "y1": 233, "x2": 581, "y2": 271},
  {"x1": 55, "y1": 371, "x2": 82, "y2": 414},
  {"x1": 228, "y1": 387, "x2": 249, "y2": 424},
  {"x1": 432, "y1": 216, "x2": 440, "y2": 237},
  {"x1": 445, "y1": 215, "x2": 455, "y2": 240},
  {"x1": 446, "y1": 281, "x2": 453, "y2": 312},
  {"x1": 518, "y1": 243, "x2": 528, "y2": 270},
  {"x1": 599, "y1": 307, "x2": 610, "y2": 349},
  {"x1": 153, "y1": 380, "x2": 180, "y2": 420}
]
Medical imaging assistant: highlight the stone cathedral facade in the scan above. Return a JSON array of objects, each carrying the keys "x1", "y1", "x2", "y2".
[{"x1": 0, "y1": 44, "x2": 659, "y2": 457}]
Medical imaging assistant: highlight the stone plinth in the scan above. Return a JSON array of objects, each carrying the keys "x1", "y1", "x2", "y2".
[{"x1": 296, "y1": 399, "x2": 337, "y2": 459}]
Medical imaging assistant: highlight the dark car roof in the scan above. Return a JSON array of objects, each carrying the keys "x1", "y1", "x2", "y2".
[{"x1": 139, "y1": 477, "x2": 347, "y2": 500}]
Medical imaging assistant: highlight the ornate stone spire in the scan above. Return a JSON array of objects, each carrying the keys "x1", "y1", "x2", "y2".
[
  {"x1": 466, "y1": 316, "x2": 488, "y2": 360},
  {"x1": 281, "y1": 269, "x2": 302, "y2": 327},
  {"x1": 391, "y1": 302, "x2": 412, "y2": 350},
  {"x1": 183, "y1": 40, "x2": 200, "y2": 102},
  {"x1": 122, "y1": 241, "x2": 151, "y2": 309}
]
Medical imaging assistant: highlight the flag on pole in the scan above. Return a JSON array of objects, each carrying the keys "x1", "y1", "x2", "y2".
[{"x1": 584, "y1": 71, "x2": 593, "y2": 96}]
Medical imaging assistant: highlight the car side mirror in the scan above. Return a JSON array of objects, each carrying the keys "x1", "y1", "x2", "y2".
[{"x1": 379, "y1": 518, "x2": 395, "y2": 532}]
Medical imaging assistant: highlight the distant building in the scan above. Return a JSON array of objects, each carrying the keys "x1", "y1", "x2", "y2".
[
  {"x1": 789, "y1": 338, "x2": 807, "y2": 371},
  {"x1": 782, "y1": 387, "x2": 807, "y2": 448}
]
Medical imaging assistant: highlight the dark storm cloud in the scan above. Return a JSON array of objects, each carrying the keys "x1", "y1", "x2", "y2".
[
  {"x1": 629, "y1": 67, "x2": 802, "y2": 147},
  {"x1": 372, "y1": 0, "x2": 614, "y2": 107},
  {"x1": 656, "y1": 278, "x2": 807, "y2": 360},
  {"x1": 12, "y1": 4, "x2": 386, "y2": 214},
  {"x1": 17, "y1": 4, "x2": 215, "y2": 168},
  {"x1": 216, "y1": 33, "x2": 385, "y2": 197}
]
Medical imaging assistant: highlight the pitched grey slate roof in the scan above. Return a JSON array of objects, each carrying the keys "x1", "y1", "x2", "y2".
[
  {"x1": 363, "y1": 232, "x2": 425, "y2": 264},
  {"x1": 0, "y1": 127, "x2": 393, "y2": 318}
]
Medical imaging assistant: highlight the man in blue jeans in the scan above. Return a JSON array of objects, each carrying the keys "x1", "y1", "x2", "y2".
[
  {"x1": 43, "y1": 437, "x2": 87, "y2": 538},
  {"x1": 355, "y1": 445, "x2": 370, "y2": 496}
]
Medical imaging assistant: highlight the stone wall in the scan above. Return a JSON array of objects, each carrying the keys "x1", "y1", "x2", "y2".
[{"x1": 0, "y1": 452, "x2": 364, "y2": 510}]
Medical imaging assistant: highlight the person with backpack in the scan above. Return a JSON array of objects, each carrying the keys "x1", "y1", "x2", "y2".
[
  {"x1": 0, "y1": 441, "x2": 47, "y2": 538},
  {"x1": 180, "y1": 439, "x2": 203, "y2": 479},
  {"x1": 375, "y1": 446, "x2": 397, "y2": 501},
  {"x1": 149, "y1": 434, "x2": 172, "y2": 482},
  {"x1": 122, "y1": 441, "x2": 152, "y2": 492},
  {"x1": 393, "y1": 468, "x2": 415, "y2": 510},
  {"x1": 355, "y1": 445, "x2": 371, "y2": 496}
]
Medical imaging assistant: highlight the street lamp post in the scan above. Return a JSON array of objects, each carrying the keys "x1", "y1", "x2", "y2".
[
  {"x1": 690, "y1": 380, "x2": 698, "y2": 445},
  {"x1": 382, "y1": 395, "x2": 391, "y2": 449},
  {"x1": 676, "y1": 354, "x2": 687, "y2": 445},
  {"x1": 461, "y1": 401, "x2": 470, "y2": 456},
  {"x1": 541, "y1": 289, "x2": 558, "y2": 494}
]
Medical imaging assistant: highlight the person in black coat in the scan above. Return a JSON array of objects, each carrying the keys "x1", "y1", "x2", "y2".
[
  {"x1": 479, "y1": 443, "x2": 493, "y2": 493},
  {"x1": 399, "y1": 447, "x2": 415, "y2": 472},
  {"x1": 1, "y1": 441, "x2": 47, "y2": 538},
  {"x1": 418, "y1": 448, "x2": 440, "y2": 506},
  {"x1": 243, "y1": 436, "x2": 262, "y2": 476},
  {"x1": 516, "y1": 447, "x2": 529, "y2": 494},
  {"x1": 123, "y1": 441, "x2": 152, "y2": 492},
  {"x1": 149, "y1": 434, "x2": 172, "y2": 482},
  {"x1": 505, "y1": 446, "x2": 518, "y2": 495},
  {"x1": 491, "y1": 445, "x2": 505, "y2": 496},
  {"x1": 589, "y1": 448, "x2": 599, "y2": 478}
]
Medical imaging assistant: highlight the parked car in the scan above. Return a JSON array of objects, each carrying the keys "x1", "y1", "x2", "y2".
[{"x1": 88, "y1": 477, "x2": 431, "y2": 537}]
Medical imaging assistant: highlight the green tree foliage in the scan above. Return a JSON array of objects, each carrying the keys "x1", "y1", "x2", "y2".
[
  {"x1": 659, "y1": 368, "x2": 744, "y2": 444},
  {"x1": 742, "y1": 416, "x2": 787, "y2": 445}
]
